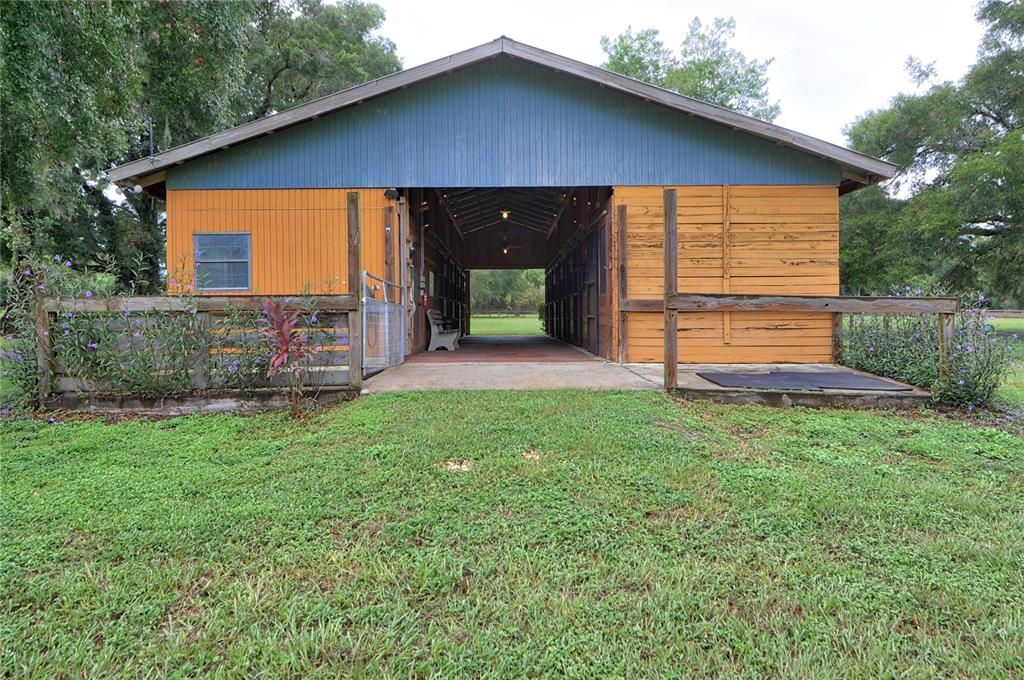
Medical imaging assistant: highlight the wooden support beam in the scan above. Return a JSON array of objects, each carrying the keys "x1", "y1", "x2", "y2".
[
  {"x1": 616, "y1": 204, "x2": 628, "y2": 364},
  {"x1": 546, "y1": 191, "x2": 574, "y2": 238},
  {"x1": 666, "y1": 294, "x2": 959, "y2": 315},
  {"x1": 35, "y1": 295, "x2": 51, "y2": 410},
  {"x1": 663, "y1": 189, "x2": 678, "y2": 391},
  {"x1": 721, "y1": 186, "x2": 732, "y2": 345},
  {"x1": 384, "y1": 205, "x2": 395, "y2": 282},
  {"x1": 347, "y1": 192, "x2": 363, "y2": 390},
  {"x1": 40, "y1": 294, "x2": 358, "y2": 313},
  {"x1": 938, "y1": 312, "x2": 955, "y2": 382}
]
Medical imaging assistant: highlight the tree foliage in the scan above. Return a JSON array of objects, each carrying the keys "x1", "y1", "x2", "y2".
[
  {"x1": 0, "y1": 0, "x2": 399, "y2": 294},
  {"x1": 600, "y1": 18, "x2": 780, "y2": 121},
  {"x1": 843, "y1": 0, "x2": 1024, "y2": 305},
  {"x1": 471, "y1": 270, "x2": 545, "y2": 313},
  {"x1": 243, "y1": 0, "x2": 400, "y2": 118}
]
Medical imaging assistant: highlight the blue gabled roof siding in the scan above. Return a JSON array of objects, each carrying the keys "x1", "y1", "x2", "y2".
[{"x1": 167, "y1": 58, "x2": 840, "y2": 189}]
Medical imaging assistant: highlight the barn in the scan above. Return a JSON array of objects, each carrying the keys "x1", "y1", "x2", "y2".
[{"x1": 109, "y1": 36, "x2": 899, "y2": 385}]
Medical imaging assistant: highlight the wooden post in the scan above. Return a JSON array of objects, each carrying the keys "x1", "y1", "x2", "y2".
[
  {"x1": 663, "y1": 189, "x2": 678, "y2": 391},
  {"x1": 721, "y1": 186, "x2": 732, "y2": 345},
  {"x1": 831, "y1": 313, "x2": 843, "y2": 363},
  {"x1": 938, "y1": 312, "x2": 954, "y2": 382},
  {"x1": 384, "y1": 205, "x2": 395, "y2": 284},
  {"x1": 616, "y1": 204, "x2": 628, "y2": 363},
  {"x1": 347, "y1": 192, "x2": 362, "y2": 390},
  {"x1": 35, "y1": 295, "x2": 51, "y2": 409}
]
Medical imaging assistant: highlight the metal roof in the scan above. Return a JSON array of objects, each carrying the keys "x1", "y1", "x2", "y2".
[{"x1": 108, "y1": 36, "x2": 897, "y2": 189}]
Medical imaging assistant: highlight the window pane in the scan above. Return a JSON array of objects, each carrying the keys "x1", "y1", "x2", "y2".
[
  {"x1": 193, "y1": 233, "x2": 250, "y2": 290},
  {"x1": 196, "y1": 261, "x2": 249, "y2": 290},
  {"x1": 195, "y1": 234, "x2": 248, "y2": 262}
]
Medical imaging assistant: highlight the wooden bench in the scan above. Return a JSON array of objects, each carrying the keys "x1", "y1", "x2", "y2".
[{"x1": 426, "y1": 308, "x2": 460, "y2": 351}]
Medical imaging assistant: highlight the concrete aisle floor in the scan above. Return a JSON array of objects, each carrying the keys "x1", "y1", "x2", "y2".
[{"x1": 364, "y1": 360, "x2": 661, "y2": 392}]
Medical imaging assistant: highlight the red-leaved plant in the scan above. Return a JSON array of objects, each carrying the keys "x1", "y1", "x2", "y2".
[{"x1": 262, "y1": 299, "x2": 316, "y2": 416}]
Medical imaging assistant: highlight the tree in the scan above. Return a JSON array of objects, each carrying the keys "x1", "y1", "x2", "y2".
[
  {"x1": 600, "y1": 18, "x2": 780, "y2": 121},
  {"x1": 0, "y1": 0, "x2": 141, "y2": 265},
  {"x1": 242, "y1": 0, "x2": 401, "y2": 119},
  {"x1": 1, "y1": 0, "x2": 400, "y2": 294},
  {"x1": 844, "y1": 0, "x2": 1024, "y2": 305},
  {"x1": 471, "y1": 270, "x2": 544, "y2": 313}
]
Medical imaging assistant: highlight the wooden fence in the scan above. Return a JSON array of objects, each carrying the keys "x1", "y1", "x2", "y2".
[
  {"x1": 34, "y1": 294, "x2": 361, "y2": 408},
  {"x1": 655, "y1": 188, "x2": 961, "y2": 390}
]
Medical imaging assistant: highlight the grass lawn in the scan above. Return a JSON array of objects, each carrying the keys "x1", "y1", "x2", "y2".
[
  {"x1": 988, "y1": 316, "x2": 1024, "y2": 334},
  {"x1": 470, "y1": 314, "x2": 543, "y2": 336},
  {"x1": 3, "y1": 392, "x2": 1023, "y2": 677}
]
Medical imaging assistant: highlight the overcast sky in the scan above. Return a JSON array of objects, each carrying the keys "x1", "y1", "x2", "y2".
[{"x1": 373, "y1": 0, "x2": 985, "y2": 146}]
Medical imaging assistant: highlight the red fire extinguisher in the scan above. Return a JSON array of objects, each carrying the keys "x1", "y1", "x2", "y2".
[{"x1": 421, "y1": 291, "x2": 429, "y2": 308}]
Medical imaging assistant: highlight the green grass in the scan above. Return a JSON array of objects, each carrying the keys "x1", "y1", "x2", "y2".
[
  {"x1": 998, "y1": 336, "x2": 1024, "y2": 406},
  {"x1": 989, "y1": 316, "x2": 1024, "y2": 333},
  {"x1": 3, "y1": 392, "x2": 1023, "y2": 676},
  {"x1": 470, "y1": 314, "x2": 543, "y2": 336}
]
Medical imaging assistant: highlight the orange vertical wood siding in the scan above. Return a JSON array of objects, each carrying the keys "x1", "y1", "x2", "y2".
[{"x1": 165, "y1": 188, "x2": 396, "y2": 295}]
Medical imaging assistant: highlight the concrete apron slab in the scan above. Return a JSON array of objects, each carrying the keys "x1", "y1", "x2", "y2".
[{"x1": 364, "y1": 360, "x2": 661, "y2": 392}]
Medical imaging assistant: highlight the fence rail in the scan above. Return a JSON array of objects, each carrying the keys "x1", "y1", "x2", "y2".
[{"x1": 34, "y1": 294, "x2": 362, "y2": 408}]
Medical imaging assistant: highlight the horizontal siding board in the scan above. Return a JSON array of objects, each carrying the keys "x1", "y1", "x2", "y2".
[
  {"x1": 620, "y1": 184, "x2": 839, "y2": 364},
  {"x1": 168, "y1": 59, "x2": 840, "y2": 190}
]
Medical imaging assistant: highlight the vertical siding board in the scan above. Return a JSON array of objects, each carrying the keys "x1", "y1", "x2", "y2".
[{"x1": 167, "y1": 59, "x2": 841, "y2": 190}]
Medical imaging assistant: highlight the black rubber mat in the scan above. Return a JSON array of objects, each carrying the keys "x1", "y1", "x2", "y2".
[
  {"x1": 696, "y1": 370, "x2": 913, "y2": 392},
  {"x1": 696, "y1": 372, "x2": 822, "y2": 391},
  {"x1": 785, "y1": 371, "x2": 913, "y2": 391}
]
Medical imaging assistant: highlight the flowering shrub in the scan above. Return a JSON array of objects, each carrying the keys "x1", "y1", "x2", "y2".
[
  {"x1": 840, "y1": 288, "x2": 1016, "y2": 409},
  {"x1": 1, "y1": 257, "x2": 338, "y2": 410}
]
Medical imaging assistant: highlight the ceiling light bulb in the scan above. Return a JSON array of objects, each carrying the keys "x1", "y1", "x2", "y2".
[{"x1": 500, "y1": 209, "x2": 510, "y2": 220}]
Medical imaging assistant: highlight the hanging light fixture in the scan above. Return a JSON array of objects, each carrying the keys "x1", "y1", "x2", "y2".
[{"x1": 499, "y1": 209, "x2": 510, "y2": 220}]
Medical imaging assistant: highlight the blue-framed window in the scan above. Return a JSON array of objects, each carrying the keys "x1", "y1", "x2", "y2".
[{"x1": 194, "y1": 233, "x2": 251, "y2": 291}]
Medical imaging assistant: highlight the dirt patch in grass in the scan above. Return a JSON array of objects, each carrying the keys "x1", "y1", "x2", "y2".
[{"x1": 443, "y1": 459, "x2": 473, "y2": 472}]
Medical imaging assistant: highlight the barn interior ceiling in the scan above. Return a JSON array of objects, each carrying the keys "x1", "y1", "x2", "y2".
[{"x1": 437, "y1": 187, "x2": 570, "y2": 239}]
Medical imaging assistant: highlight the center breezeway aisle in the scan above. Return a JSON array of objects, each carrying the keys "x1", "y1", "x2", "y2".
[
  {"x1": 403, "y1": 335, "x2": 591, "y2": 364},
  {"x1": 365, "y1": 336, "x2": 661, "y2": 391}
]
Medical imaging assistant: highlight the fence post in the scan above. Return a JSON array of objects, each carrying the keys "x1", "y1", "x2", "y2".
[
  {"x1": 34, "y1": 295, "x2": 51, "y2": 409},
  {"x1": 347, "y1": 192, "x2": 363, "y2": 390},
  {"x1": 831, "y1": 313, "x2": 843, "y2": 363},
  {"x1": 663, "y1": 188, "x2": 678, "y2": 391},
  {"x1": 616, "y1": 204, "x2": 629, "y2": 364},
  {"x1": 938, "y1": 312, "x2": 954, "y2": 382}
]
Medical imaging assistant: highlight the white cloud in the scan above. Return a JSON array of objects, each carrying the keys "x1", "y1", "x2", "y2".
[{"x1": 372, "y1": 0, "x2": 983, "y2": 145}]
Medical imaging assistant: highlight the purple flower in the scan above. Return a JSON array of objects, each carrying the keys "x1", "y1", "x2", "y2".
[
  {"x1": 37, "y1": 284, "x2": 45, "y2": 291},
  {"x1": 958, "y1": 380, "x2": 965, "y2": 385},
  {"x1": 53, "y1": 255, "x2": 61, "y2": 263},
  {"x1": 1, "y1": 408, "x2": 9, "y2": 417},
  {"x1": 87, "y1": 342, "x2": 98, "y2": 349},
  {"x1": 48, "y1": 417, "x2": 57, "y2": 424},
  {"x1": 979, "y1": 294, "x2": 986, "y2": 302},
  {"x1": 133, "y1": 331, "x2": 141, "y2": 338},
  {"x1": 84, "y1": 291, "x2": 93, "y2": 298},
  {"x1": 64, "y1": 261, "x2": 71, "y2": 268},
  {"x1": 310, "y1": 314, "x2": 318, "y2": 324},
  {"x1": 967, "y1": 405, "x2": 974, "y2": 412},
  {"x1": 227, "y1": 364, "x2": 238, "y2": 373},
  {"x1": 65, "y1": 312, "x2": 72, "y2": 319}
]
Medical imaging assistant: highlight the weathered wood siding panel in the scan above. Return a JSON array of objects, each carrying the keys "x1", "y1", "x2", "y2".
[
  {"x1": 616, "y1": 185, "x2": 838, "y2": 363},
  {"x1": 166, "y1": 189, "x2": 395, "y2": 295},
  {"x1": 167, "y1": 58, "x2": 839, "y2": 190}
]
